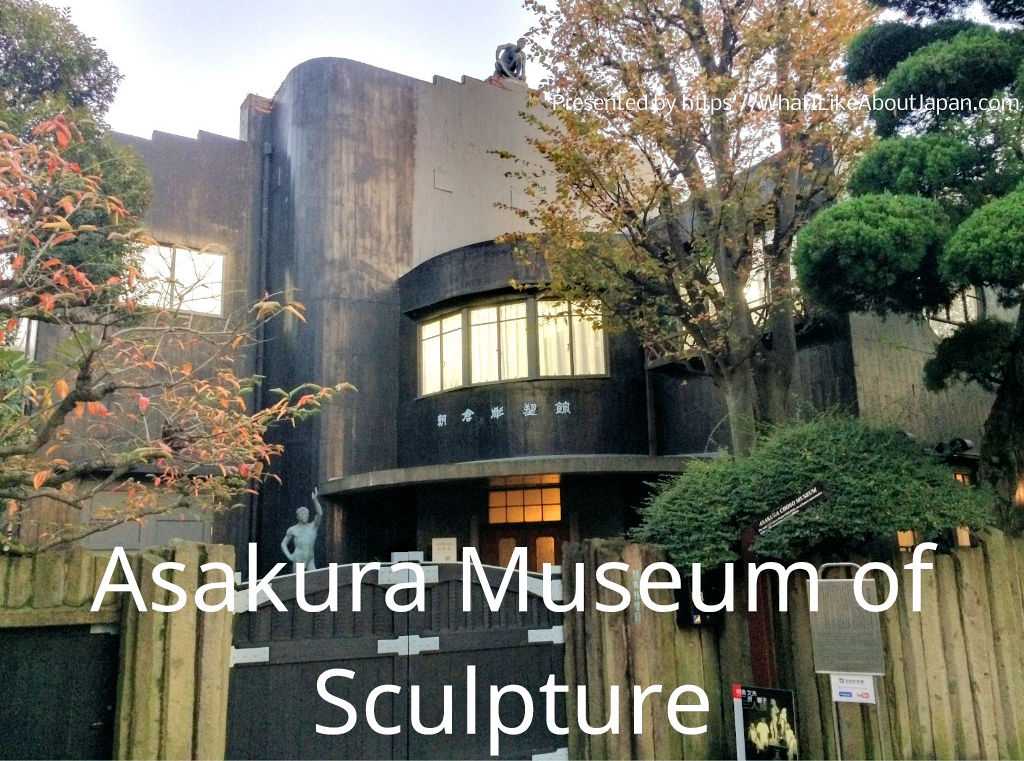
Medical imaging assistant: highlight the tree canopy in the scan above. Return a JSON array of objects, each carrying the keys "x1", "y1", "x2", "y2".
[
  {"x1": 0, "y1": 0, "x2": 151, "y2": 290},
  {"x1": 865, "y1": 0, "x2": 1024, "y2": 23},
  {"x1": 514, "y1": 0, "x2": 876, "y2": 455},
  {"x1": 794, "y1": 11, "x2": 1024, "y2": 521},
  {"x1": 0, "y1": 0, "x2": 120, "y2": 132},
  {"x1": 632, "y1": 415, "x2": 993, "y2": 568}
]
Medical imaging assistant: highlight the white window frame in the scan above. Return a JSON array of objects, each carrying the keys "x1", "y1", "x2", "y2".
[
  {"x1": 927, "y1": 287, "x2": 985, "y2": 339},
  {"x1": 417, "y1": 296, "x2": 608, "y2": 397},
  {"x1": 138, "y1": 243, "x2": 225, "y2": 317}
]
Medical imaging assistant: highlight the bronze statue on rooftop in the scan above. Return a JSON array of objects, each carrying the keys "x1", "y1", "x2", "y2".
[{"x1": 494, "y1": 37, "x2": 528, "y2": 80}]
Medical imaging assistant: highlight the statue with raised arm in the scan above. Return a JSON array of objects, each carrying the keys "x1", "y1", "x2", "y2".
[
  {"x1": 281, "y1": 487, "x2": 323, "y2": 571},
  {"x1": 494, "y1": 37, "x2": 528, "y2": 80}
]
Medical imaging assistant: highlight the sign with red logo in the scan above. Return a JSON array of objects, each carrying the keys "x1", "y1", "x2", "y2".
[
  {"x1": 829, "y1": 673, "x2": 877, "y2": 704},
  {"x1": 732, "y1": 685, "x2": 799, "y2": 760}
]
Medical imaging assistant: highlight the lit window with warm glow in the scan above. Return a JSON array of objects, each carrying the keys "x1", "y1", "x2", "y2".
[
  {"x1": 420, "y1": 313, "x2": 463, "y2": 395},
  {"x1": 488, "y1": 474, "x2": 561, "y2": 524},
  {"x1": 471, "y1": 303, "x2": 528, "y2": 383},
  {"x1": 537, "y1": 300, "x2": 605, "y2": 376},
  {"x1": 417, "y1": 298, "x2": 607, "y2": 395}
]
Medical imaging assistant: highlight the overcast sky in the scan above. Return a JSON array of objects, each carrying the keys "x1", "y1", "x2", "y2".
[{"x1": 45, "y1": 1, "x2": 538, "y2": 140}]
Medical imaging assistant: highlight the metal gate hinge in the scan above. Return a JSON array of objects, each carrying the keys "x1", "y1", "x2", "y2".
[
  {"x1": 528, "y1": 625, "x2": 564, "y2": 644},
  {"x1": 230, "y1": 646, "x2": 270, "y2": 667},
  {"x1": 377, "y1": 634, "x2": 440, "y2": 656}
]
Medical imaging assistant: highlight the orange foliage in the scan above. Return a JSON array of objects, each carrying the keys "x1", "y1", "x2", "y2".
[{"x1": 0, "y1": 118, "x2": 352, "y2": 553}]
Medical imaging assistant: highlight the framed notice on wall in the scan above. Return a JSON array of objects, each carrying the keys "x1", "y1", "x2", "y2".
[{"x1": 732, "y1": 684, "x2": 799, "y2": 760}]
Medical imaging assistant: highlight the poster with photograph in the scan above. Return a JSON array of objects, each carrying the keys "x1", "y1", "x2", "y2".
[{"x1": 733, "y1": 684, "x2": 799, "y2": 761}]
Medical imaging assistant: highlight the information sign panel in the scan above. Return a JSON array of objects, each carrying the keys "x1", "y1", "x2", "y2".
[{"x1": 809, "y1": 579, "x2": 885, "y2": 675}]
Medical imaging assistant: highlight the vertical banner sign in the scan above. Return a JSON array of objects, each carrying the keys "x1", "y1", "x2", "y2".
[{"x1": 733, "y1": 685, "x2": 800, "y2": 761}]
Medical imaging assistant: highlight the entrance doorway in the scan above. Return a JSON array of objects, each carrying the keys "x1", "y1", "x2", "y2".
[
  {"x1": 479, "y1": 474, "x2": 567, "y2": 572},
  {"x1": 479, "y1": 523, "x2": 570, "y2": 572}
]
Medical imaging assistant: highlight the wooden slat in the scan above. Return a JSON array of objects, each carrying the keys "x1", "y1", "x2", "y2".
[
  {"x1": 0, "y1": 606, "x2": 118, "y2": 628},
  {"x1": 918, "y1": 549, "x2": 956, "y2": 758},
  {"x1": 978, "y1": 530, "x2": 1024, "y2": 757},
  {"x1": 879, "y1": 571, "x2": 912, "y2": 760},
  {"x1": 897, "y1": 561, "x2": 933, "y2": 758},
  {"x1": 955, "y1": 546, "x2": 1006, "y2": 759},
  {"x1": 935, "y1": 553, "x2": 981, "y2": 758}
]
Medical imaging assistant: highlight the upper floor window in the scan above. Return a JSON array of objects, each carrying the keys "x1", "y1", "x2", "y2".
[
  {"x1": 418, "y1": 297, "x2": 606, "y2": 396},
  {"x1": 420, "y1": 313, "x2": 463, "y2": 395},
  {"x1": 928, "y1": 287, "x2": 984, "y2": 339},
  {"x1": 471, "y1": 303, "x2": 528, "y2": 383},
  {"x1": 139, "y1": 244, "x2": 224, "y2": 316},
  {"x1": 537, "y1": 300, "x2": 606, "y2": 376}
]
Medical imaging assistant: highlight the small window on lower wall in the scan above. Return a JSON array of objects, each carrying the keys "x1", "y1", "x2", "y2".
[
  {"x1": 927, "y1": 286, "x2": 985, "y2": 338},
  {"x1": 488, "y1": 474, "x2": 561, "y2": 524}
]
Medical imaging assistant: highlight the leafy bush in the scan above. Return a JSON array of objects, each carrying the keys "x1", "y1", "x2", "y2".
[
  {"x1": 845, "y1": 20, "x2": 978, "y2": 84},
  {"x1": 943, "y1": 188, "x2": 1024, "y2": 294},
  {"x1": 794, "y1": 193, "x2": 953, "y2": 314},
  {"x1": 631, "y1": 415, "x2": 993, "y2": 568}
]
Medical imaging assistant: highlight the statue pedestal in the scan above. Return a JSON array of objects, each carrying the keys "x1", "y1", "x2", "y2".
[{"x1": 487, "y1": 75, "x2": 528, "y2": 91}]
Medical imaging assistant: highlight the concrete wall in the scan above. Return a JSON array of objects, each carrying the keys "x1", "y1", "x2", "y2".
[
  {"x1": 251, "y1": 58, "x2": 416, "y2": 567},
  {"x1": 116, "y1": 129, "x2": 261, "y2": 557},
  {"x1": 850, "y1": 313, "x2": 994, "y2": 448},
  {"x1": 247, "y1": 59, "x2": 547, "y2": 568},
  {"x1": 117, "y1": 129, "x2": 261, "y2": 325},
  {"x1": 411, "y1": 75, "x2": 538, "y2": 264}
]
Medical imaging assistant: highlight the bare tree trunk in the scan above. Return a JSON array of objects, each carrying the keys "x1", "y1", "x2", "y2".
[
  {"x1": 980, "y1": 307, "x2": 1024, "y2": 527},
  {"x1": 719, "y1": 366, "x2": 759, "y2": 457},
  {"x1": 755, "y1": 320, "x2": 799, "y2": 427}
]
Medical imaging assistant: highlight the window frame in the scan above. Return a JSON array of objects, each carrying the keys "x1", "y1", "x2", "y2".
[
  {"x1": 536, "y1": 298, "x2": 607, "y2": 378},
  {"x1": 416, "y1": 294, "x2": 610, "y2": 398},
  {"x1": 470, "y1": 301, "x2": 529, "y2": 384},
  {"x1": 487, "y1": 474, "x2": 563, "y2": 525},
  {"x1": 419, "y1": 312, "x2": 464, "y2": 395},
  {"x1": 138, "y1": 243, "x2": 226, "y2": 317},
  {"x1": 927, "y1": 286, "x2": 986, "y2": 339}
]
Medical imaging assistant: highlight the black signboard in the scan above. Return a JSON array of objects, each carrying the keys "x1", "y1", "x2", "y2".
[
  {"x1": 732, "y1": 684, "x2": 799, "y2": 760},
  {"x1": 756, "y1": 484, "x2": 826, "y2": 536}
]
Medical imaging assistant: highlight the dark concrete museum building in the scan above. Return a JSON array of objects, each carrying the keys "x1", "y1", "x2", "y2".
[{"x1": 109, "y1": 57, "x2": 995, "y2": 572}]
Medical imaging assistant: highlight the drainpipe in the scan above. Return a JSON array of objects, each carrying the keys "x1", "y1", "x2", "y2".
[
  {"x1": 247, "y1": 140, "x2": 273, "y2": 548},
  {"x1": 644, "y1": 360, "x2": 658, "y2": 456}
]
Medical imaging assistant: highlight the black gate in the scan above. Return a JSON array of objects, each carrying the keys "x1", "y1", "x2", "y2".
[
  {"x1": 226, "y1": 562, "x2": 566, "y2": 760},
  {"x1": 0, "y1": 625, "x2": 120, "y2": 759}
]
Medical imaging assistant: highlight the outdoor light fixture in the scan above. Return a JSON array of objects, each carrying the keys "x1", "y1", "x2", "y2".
[{"x1": 896, "y1": 530, "x2": 917, "y2": 552}]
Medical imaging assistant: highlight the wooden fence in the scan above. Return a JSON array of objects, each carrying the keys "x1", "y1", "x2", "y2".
[
  {"x1": 0, "y1": 541, "x2": 235, "y2": 760},
  {"x1": 564, "y1": 530, "x2": 1024, "y2": 760}
]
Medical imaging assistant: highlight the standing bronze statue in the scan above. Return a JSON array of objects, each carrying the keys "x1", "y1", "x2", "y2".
[
  {"x1": 281, "y1": 487, "x2": 324, "y2": 571},
  {"x1": 494, "y1": 38, "x2": 528, "y2": 80}
]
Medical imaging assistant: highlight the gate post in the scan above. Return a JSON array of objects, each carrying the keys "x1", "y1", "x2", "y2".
[{"x1": 114, "y1": 541, "x2": 235, "y2": 760}]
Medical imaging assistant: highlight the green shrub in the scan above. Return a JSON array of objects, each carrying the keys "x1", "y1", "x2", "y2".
[{"x1": 632, "y1": 415, "x2": 993, "y2": 568}]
